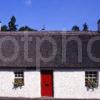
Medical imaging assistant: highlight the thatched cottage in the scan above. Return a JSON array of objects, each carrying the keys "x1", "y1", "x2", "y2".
[{"x1": 0, "y1": 21, "x2": 100, "y2": 99}]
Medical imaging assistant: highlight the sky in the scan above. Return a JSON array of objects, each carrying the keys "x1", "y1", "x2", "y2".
[{"x1": 0, "y1": 0, "x2": 100, "y2": 31}]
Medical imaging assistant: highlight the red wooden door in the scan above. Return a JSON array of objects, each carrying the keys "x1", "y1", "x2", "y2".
[{"x1": 41, "y1": 71, "x2": 53, "y2": 97}]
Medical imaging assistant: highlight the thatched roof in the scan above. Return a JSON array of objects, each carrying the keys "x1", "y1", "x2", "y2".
[{"x1": 0, "y1": 31, "x2": 100, "y2": 69}]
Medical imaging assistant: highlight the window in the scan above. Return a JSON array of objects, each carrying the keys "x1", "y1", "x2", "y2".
[
  {"x1": 15, "y1": 71, "x2": 24, "y2": 78},
  {"x1": 13, "y1": 71, "x2": 24, "y2": 89},
  {"x1": 85, "y1": 71, "x2": 98, "y2": 90}
]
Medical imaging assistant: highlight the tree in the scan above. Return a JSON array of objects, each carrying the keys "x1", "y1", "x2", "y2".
[
  {"x1": 72, "y1": 25, "x2": 80, "y2": 31},
  {"x1": 19, "y1": 26, "x2": 37, "y2": 31},
  {"x1": 83, "y1": 23, "x2": 88, "y2": 31},
  {"x1": 8, "y1": 16, "x2": 17, "y2": 31},
  {"x1": 1, "y1": 25, "x2": 8, "y2": 31},
  {"x1": 41, "y1": 25, "x2": 46, "y2": 30}
]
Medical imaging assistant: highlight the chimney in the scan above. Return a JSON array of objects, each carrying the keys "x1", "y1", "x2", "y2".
[
  {"x1": 0, "y1": 21, "x2": 1, "y2": 31},
  {"x1": 97, "y1": 19, "x2": 100, "y2": 32}
]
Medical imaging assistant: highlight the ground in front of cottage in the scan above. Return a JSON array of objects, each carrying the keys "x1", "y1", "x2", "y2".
[{"x1": 0, "y1": 97, "x2": 99, "y2": 100}]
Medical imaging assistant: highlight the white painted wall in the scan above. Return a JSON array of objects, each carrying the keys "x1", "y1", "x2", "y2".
[
  {"x1": 0, "y1": 70, "x2": 100, "y2": 99},
  {"x1": 54, "y1": 71, "x2": 100, "y2": 99},
  {"x1": 0, "y1": 71, "x2": 41, "y2": 98}
]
